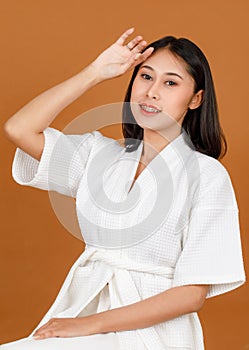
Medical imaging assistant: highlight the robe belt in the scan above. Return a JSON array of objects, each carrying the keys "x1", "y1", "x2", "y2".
[
  {"x1": 86, "y1": 247, "x2": 175, "y2": 277},
  {"x1": 85, "y1": 248, "x2": 175, "y2": 350}
]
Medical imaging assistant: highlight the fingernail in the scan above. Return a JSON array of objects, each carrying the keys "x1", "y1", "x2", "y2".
[{"x1": 33, "y1": 335, "x2": 41, "y2": 339}]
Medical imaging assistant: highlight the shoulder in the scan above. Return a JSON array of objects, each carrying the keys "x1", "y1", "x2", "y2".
[
  {"x1": 192, "y1": 151, "x2": 238, "y2": 210},
  {"x1": 194, "y1": 150, "x2": 231, "y2": 181},
  {"x1": 58, "y1": 129, "x2": 123, "y2": 150},
  {"x1": 91, "y1": 130, "x2": 124, "y2": 150}
]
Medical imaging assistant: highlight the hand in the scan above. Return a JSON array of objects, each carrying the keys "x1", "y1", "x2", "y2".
[
  {"x1": 33, "y1": 316, "x2": 99, "y2": 340},
  {"x1": 90, "y1": 27, "x2": 154, "y2": 81}
]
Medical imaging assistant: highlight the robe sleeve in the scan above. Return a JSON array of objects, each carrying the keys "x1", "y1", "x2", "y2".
[
  {"x1": 11, "y1": 127, "x2": 98, "y2": 198},
  {"x1": 172, "y1": 157, "x2": 246, "y2": 298}
]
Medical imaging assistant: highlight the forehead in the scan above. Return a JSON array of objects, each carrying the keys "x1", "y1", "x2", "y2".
[{"x1": 141, "y1": 48, "x2": 190, "y2": 77}]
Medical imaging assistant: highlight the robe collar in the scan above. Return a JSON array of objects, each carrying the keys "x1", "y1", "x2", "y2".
[{"x1": 122, "y1": 130, "x2": 194, "y2": 195}]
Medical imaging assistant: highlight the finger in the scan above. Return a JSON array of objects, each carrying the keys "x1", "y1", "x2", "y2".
[
  {"x1": 131, "y1": 40, "x2": 147, "y2": 53},
  {"x1": 138, "y1": 47, "x2": 154, "y2": 61},
  {"x1": 133, "y1": 47, "x2": 154, "y2": 65},
  {"x1": 34, "y1": 324, "x2": 56, "y2": 338},
  {"x1": 33, "y1": 324, "x2": 49, "y2": 335},
  {"x1": 116, "y1": 27, "x2": 135, "y2": 45},
  {"x1": 133, "y1": 53, "x2": 142, "y2": 61},
  {"x1": 34, "y1": 330, "x2": 54, "y2": 340},
  {"x1": 33, "y1": 318, "x2": 57, "y2": 335},
  {"x1": 33, "y1": 327, "x2": 49, "y2": 337},
  {"x1": 126, "y1": 36, "x2": 143, "y2": 50}
]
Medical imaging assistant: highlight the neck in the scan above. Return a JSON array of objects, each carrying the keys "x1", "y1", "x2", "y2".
[{"x1": 141, "y1": 125, "x2": 182, "y2": 162}]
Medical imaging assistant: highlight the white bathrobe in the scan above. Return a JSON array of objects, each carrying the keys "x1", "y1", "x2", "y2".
[{"x1": 2, "y1": 127, "x2": 246, "y2": 349}]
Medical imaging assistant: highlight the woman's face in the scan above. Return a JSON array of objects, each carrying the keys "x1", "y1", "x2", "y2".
[{"x1": 130, "y1": 48, "x2": 203, "y2": 133}]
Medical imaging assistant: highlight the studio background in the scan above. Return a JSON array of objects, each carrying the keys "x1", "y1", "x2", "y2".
[{"x1": 1, "y1": 0, "x2": 248, "y2": 348}]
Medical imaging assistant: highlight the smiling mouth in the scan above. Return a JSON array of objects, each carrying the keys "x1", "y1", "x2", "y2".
[{"x1": 139, "y1": 104, "x2": 161, "y2": 115}]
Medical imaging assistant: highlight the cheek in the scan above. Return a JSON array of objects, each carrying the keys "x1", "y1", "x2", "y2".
[
  {"x1": 170, "y1": 91, "x2": 194, "y2": 110},
  {"x1": 130, "y1": 83, "x2": 139, "y2": 102},
  {"x1": 130, "y1": 76, "x2": 146, "y2": 102}
]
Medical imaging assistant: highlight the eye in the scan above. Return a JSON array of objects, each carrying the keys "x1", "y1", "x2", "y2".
[
  {"x1": 165, "y1": 81, "x2": 176, "y2": 86},
  {"x1": 141, "y1": 73, "x2": 152, "y2": 80}
]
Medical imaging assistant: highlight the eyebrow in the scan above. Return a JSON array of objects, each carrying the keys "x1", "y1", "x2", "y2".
[{"x1": 140, "y1": 65, "x2": 183, "y2": 80}]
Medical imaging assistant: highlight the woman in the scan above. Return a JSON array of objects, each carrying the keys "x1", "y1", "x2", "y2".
[{"x1": 2, "y1": 28, "x2": 246, "y2": 349}]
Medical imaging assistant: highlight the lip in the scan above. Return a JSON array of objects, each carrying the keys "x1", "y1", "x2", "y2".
[
  {"x1": 140, "y1": 102, "x2": 161, "y2": 110},
  {"x1": 139, "y1": 102, "x2": 162, "y2": 116}
]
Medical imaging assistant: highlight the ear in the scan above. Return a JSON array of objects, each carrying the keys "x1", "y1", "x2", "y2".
[{"x1": 189, "y1": 89, "x2": 204, "y2": 110}]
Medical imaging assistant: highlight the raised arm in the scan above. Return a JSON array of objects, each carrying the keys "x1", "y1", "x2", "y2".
[
  {"x1": 3, "y1": 65, "x2": 100, "y2": 161},
  {"x1": 3, "y1": 28, "x2": 154, "y2": 161}
]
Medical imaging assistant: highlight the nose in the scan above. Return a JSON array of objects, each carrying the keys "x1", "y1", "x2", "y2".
[{"x1": 146, "y1": 81, "x2": 160, "y2": 100}]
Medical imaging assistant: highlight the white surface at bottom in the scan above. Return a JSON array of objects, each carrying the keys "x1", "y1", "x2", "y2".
[{"x1": 0, "y1": 333, "x2": 119, "y2": 350}]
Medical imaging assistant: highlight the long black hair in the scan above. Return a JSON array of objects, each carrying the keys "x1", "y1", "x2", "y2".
[{"x1": 122, "y1": 36, "x2": 227, "y2": 160}]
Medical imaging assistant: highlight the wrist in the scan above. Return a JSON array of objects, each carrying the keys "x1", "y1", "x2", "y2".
[
  {"x1": 84, "y1": 62, "x2": 105, "y2": 85},
  {"x1": 79, "y1": 313, "x2": 103, "y2": 335},
  {"x1": 78, "y1": 64, "x2": 103, "y2": 88}
]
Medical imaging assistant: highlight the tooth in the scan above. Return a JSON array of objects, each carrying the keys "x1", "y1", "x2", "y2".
[{"x1": 141, "y1": 105, "x2": 159, "y2": 112}]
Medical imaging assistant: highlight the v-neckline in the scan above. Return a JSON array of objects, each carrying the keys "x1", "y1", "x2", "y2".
[
  {"x1": 126, "y1": 132, "x2": 185, "y2": 195},
  {"x1": 125, "y1": 141, "x2": 145, "y2": 195}
]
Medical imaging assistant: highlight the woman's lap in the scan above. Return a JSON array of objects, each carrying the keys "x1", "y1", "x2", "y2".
[{"x1": 1, "y1": 333, "x2": 119, "y2": 350}]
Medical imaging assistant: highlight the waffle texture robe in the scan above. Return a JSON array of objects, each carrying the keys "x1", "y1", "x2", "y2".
[{"x1": 2, "y1": 127, "x2": 246, "y2": 350}]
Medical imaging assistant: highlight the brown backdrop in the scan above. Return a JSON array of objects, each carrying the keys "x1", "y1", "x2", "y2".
[{"x1": 1, "y1": 0, "x2": 248, "y2": 348}]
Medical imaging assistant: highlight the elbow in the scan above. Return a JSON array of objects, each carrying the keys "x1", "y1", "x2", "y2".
[
  {"x1": 189, "y1": 297, "x2": 205, "y2": 313},
  {"x1": 193, "y1": 297, "x2": 206, "y2": 312},
  {"x1": 3, "y1": 119, "x2": 20, "y2": 140},
  {"x1": 3, "y1": 118, "x2": 28, "y2": 142},
  {"x1": 3, "y1": 120, "x2": 16, "y2": 141},
  {"x1": 189, "y1": 285, "x2": 209, "y2": 312}
]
